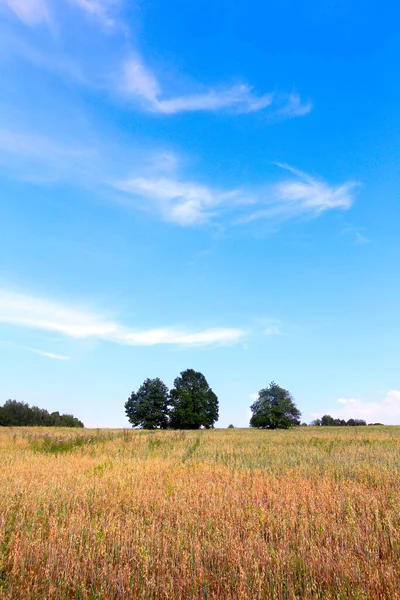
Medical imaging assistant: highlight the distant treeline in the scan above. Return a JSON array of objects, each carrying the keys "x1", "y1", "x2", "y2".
[
  {"x1": 310, "y1": 415, "x2": 379, "y2": 427},
  {"x1": 0, "y1": 400, "x2": 84, "y2": 428}
]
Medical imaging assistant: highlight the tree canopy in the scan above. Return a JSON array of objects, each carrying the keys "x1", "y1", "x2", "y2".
[
  {"x1": 311, "y1": 415, "x2": 367, "y2": 427},
  {"x1": 169, "y1": 369, "x2": 218, "y2": 429},
  {"x1": 249, "y1": 382, "x2": 301, "y2": 429},
  {"x1": 0, "y1": 400, "x2": 84, "y2": 427},
  {"x1": 125, "y1": 378, "x2": 169, "y2": 429}
]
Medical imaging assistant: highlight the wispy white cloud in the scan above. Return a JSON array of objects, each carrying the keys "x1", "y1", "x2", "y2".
[
  {"x1": 122, "y1": 57, "x2": 161, "y2": 105},
  {"x1": 153, "y1": 85, "x2": 273, "y2": 115},
  {"x1": 354, "y1": 232, "x2": 370, "y2": 244},
  {"x1": 0, "y1": 290, "x2": 118, "y2": 338},
  {"x1": 0, "y1": 0, "x2": 51, "y2": 26},
  {"x1": 0, "y1": 127, "x2": 358, "y2": 228},
  {"x1": 0, "y1": 5, "x2": 310, "y2": 120},
  {"x1": 111, "y1": 176, "x2": 249, "y2": 225},
  {"x1": 274, "y1": 164, "x2": 355, "y2": 211},
  {"x1": 240, "y1": 163, "x2": 358, "y2": 224},
  {"x1": 0, "y1": 34, "x2": 87, "y2": 83},
  {"x1": 31, "y1": 349, "x2": 70, "y2": 360},
  {"x1": 342, "y1": 225, "x2": 371, "y2": 245},
  {"x1": 1, "y1": 0, "x2": 120, "y2": 28},
  {"x1": 121, "y1": 56, "x2": 310, "y2": 117},
  {"x1": 312, "y1": 391, "x2": 400, "y2": 425},
  {"x1": 274, "y1": 93, "x2": 313, "y2": 120},
  {"x1": 0, "y1": 0, "x2": 310, "y2": 121},
  {"x1": 122, "y1": 328, "x2": 245, "y2": 346},
  {"x1": 264, "y1": 325, "x2": 281, "y2": 336},
  {"x1": 0, "y1": 128, "x2": 93, "y2": 162},
  {"x1": 0, "y1": 289, "x2": 246, "y2": 347},
  {"x1": 67, "y1": 0, "x2": 120, "y2": 27},
  {"x1": 0, "y1": 127, "x2": 99, "y2": 183},
  {"x1": 0, "y1": 340, "x2": 70, "y2": 360},
  {"x1": 113, "y1": 165, "x2": 357, "y2": 227}
]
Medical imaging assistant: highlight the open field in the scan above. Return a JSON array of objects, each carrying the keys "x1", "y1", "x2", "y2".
[{"x1": 1, "y1": 426, "x2": 400, "y2": 599}]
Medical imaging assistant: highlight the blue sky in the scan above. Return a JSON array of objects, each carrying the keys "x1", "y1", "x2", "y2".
[{"x1": 1, "y1": 0, "x2": 399, "y2": 427}]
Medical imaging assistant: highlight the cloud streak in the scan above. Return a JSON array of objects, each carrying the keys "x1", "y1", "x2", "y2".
[
  {"x1": 0, "y1": 289, "x2": 246, "y2": 347},
  {"x1": 0, "y1": 128, "x2": 93, "y2": 162},
  {"x1": 239, "y1": 163, "x2": 358, "y2": 224},
  {"x1": 31, "y1": 349, "x2": 70, "y2": 360},
  {"x1": 0, "y1": 34, "x2": 87, "y2": 83},
  {"x1": 0, "y1": 339, "x2": 70, "y2": 360},
  {"x1": 1, "y1": 0, "x2": 310, "y2": 120},
  {"x1": 0, "y1": 4, "x2": 311, "y2": 119},
  {"x1": 67, "y1": 0, "x2": 120, "y2": 27},
  {"x1": 114, "y1": 164, "x2": 358, "y2": 227},
  {"x1": 1, "y1": 0, "x2": 119, "y2": 28},
  {"x1": 112, "y1": 176, "x2": 248, "y2": 225},
  {"x1": 0, "y1": 127, "x2": 358, "y2": 228},
  {"x1": 0, "y1": 0, "x2": 51, "y2": 26},
  {"x1": 122, "y1": 57, "x2": 311, "y2": 117},
  {"x1": 0, "y1": 127, "x2": 100, "y2": 184}
]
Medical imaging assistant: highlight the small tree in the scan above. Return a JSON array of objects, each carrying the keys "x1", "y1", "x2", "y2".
[
  {"x1": 249, "y1": 382, "x2": 301, "y2": 429},
  {"x1": 320, "y1": 415, "x2": 331, "y2": 426},
  {"x1": 125, "y1": 378, "x2": 169, "y2": 429},
  {"x1": 169, "y1": 369, "x2": 218, "y2": 429},
  {"x1": 348, "y1": 418, "x2": 367, "y2": 427}
]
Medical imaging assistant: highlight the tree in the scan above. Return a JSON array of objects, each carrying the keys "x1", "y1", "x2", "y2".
[
  {"x1": 0, "y1": 400, "x2": 30, "y2": 426},
  {"x1": 249, "y1": 382, "x2": 301, "y2": 429},
  {"x1": 0, "y1": 400, "x2": 84, "y2": 427},
  {"x1": 311, "y1": 415, "x2": 367, "y2": 427},
  {"x1": 58, "y1": 413, "x2": 84, "y2": 428},
  {"x1": 169, "y1": 369, "x2": 218, "y2": 429},
  {"x1": 321, "y1": 414, "x2": 337, "y2": 426},
  {"x1": 347, "y1": 418, "x2": 367, "y2": 427},
  {"x1": 125, "y1": 378, "x2": 169, "y2": 429}
]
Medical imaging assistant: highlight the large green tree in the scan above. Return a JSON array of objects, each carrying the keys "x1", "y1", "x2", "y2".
[
  {"x1": 249, "y1": 382, "x2": 301, "y2": 429},
  {"x1": 169, "y1": 369, "x2": 218, "y2": 429},
  {"x1": 125, "y1": 378, "x2": 170, "y2": 429}
]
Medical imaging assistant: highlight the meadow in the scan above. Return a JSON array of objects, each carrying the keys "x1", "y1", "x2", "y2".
[{"x1": 0, "y1": 426, "x2": 399, "y2": 599}]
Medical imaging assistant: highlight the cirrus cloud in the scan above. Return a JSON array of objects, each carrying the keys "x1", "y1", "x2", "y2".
[
  {"x1": 67, "y1": 0, "x2": 121, "y2": 27},
  {"x1": 239, "y1": 163, "x2": 358, "y2": 224},
  {"x1": 121, "y1": 56, "x2": 311, "y2": 117},
  {"x1": 0, "y1": 288, "x2": 246, "y2": 347},
  {"x1": 111, "y1": 175, "x2": 248, "y2": 226},
  {"x1": 0, "y1": 125, "x2": 359, "y2": 228},
  {"x1": 0, "y1": 0, "x2": 51, "y2": 26},
  {"x1": 113, "y1": 164, "x2": 358, "y2": 227}
]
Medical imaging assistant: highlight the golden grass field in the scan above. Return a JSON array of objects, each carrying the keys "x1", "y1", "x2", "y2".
[{"x1": 1, "y1": 426, "x2": 400, "y2": 599}]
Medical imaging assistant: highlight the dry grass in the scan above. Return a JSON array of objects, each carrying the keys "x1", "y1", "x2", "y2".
[{"x1": 1, "y1": 426, "x2": 400, "y2": 599}]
